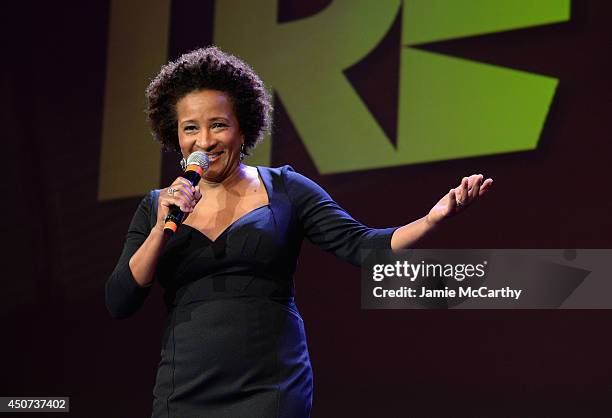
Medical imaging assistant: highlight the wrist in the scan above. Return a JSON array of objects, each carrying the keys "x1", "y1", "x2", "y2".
[
  {"x1": 150, "y1": 222, "x2": 169, "y2": 240},
  {"x1": 423, "y1": 214, "x2": 439, "y2": 230}
]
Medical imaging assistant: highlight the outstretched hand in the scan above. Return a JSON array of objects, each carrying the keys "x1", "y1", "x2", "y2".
[{"x1": 426, "y1": 174, "x2": 493, "y2": 226}]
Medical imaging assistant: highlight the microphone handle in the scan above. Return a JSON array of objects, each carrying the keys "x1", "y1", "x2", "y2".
[{"x1": 163, "y1": 169, "x2": 203, "y2": 235}]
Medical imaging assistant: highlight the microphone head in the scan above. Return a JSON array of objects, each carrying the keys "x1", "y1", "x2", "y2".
[{"x1": 186, "y1": 151, "x2": 210, "y2": 172}]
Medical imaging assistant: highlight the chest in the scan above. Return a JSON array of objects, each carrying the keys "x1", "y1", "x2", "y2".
[
  {"x1": 154, "y1": 169, "x2": 302, "y2": 289},
  {"x1": 183, "y1": 188, "x2": 269, "y2": 242}
]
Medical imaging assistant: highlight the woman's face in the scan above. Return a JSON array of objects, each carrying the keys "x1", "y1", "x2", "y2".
[{"x1": 176, "y1": 89, "x2": 244, "y2": 183}]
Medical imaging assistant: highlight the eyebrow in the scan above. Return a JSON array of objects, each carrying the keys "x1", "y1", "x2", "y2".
[{"x1": 179, "y1": 117, "x2": 230, "y2": 126}]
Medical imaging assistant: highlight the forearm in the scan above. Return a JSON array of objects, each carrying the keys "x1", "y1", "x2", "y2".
[
  {"x1": 390, "y1": 216, "x2": 437, "y2": 250},
  {"x1": 128, "y1": 225, "x2": 169, "y2": 287}
]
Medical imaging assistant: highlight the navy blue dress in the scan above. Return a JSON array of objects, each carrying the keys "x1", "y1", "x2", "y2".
[{"x1": 105, "y1": 166, "x2": 397, "y2": 418}]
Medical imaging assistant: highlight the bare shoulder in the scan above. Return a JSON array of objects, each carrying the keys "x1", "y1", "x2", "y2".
[
  {"x1": 242, "y1": 165, "x2": 268, "y2": 201},
  {"x1": 243, "y1": 165, "x2": 260, "y2": 181},
  {"x1": 240, "y1": 165, "x2": 261, "y2": 188}
]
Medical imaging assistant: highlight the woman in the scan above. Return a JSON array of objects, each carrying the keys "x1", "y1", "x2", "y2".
[{"x1": 105, "y1": 46, "x2": 492, "y2": 418}]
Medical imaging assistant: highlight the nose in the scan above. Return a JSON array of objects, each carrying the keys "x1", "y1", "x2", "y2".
[{"x1": 195, "y1": 133, "x2": 218, "y2": 152}]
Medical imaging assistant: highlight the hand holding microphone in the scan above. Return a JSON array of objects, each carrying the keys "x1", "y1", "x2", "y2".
[{"x1": 156, "y1": 151, "x2": 209, "y2": 235}]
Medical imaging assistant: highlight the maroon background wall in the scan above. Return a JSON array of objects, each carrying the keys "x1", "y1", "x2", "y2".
[{"x1": 2, "y1": 1, "x2": 612, "y2": 417}]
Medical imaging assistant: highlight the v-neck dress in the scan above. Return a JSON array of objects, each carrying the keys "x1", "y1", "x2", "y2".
[{"x1": 105, "y1": 165, "x2": 397, "y2": 418}]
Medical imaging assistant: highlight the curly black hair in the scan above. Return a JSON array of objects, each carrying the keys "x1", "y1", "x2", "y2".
[{"x1": 145, "y1": 46, "x2": 272, "y2": 156}]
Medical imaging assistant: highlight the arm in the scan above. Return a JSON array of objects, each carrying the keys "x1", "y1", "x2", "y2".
[
  {"x1": 105, "y1": 192, "x2": 158, "y2": 319},
  {"x1": 105, "y1": 178, "x2": 202, "y2": 319},
  {"x1": 390, "y1": 174, "x2": 494, "y2": 250},
  {"x1": 390, "y1": 216, "x2": 437, "y2": 250},
  {"x1": 283, "y1": 168, "x2": 493, "y2": 260},
  {"x1": 283, "y1": 167, "x2": 397, "y2": 266},
  {"x1": 128, "y1": 224, "x2": 169, "y2": 287}
]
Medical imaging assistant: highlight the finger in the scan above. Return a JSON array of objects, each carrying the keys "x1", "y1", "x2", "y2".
[
  {"x1": 174, "y1": 177, "x2": 194, "y2": 188},
  {"x1": 182, "y1": 196, "x2": 194, "y2": 212},
  {"x1": 167, "y1": 186, "x2": 193, "y2": 208},
  {"x1": 465, "y1": 175, "x2": 476, "y2": 198},
  {"x1": 178, "y1": 183, "x2": 196, "y2": 202},
  {"x1": 448, "y1": 188, "x2": 457, "y2": 212},
  {"x1": 177, "y1": 195, "x2": 193, "y2": 212},
  {"x1": 469, "y1": 174, "x2": 483, "y2": 201},
  {"x1": 162, "y1": 196, "x2": 192, "y2": 212},
  {"x1": 194, "y1": 185, "x2": 202, "y2": 200},
  {"x1": 170, "y1": 179, "x2": 197, "y2": 200},
  {"x1": 459, "y1": 177, "x2": 468, "y2": 204},
  {"x1": 171, "y1": 178, "x2": 189, "y2": 191},
  {"x1": 479, "y1": 178, "x2": 493, "y2": 196},
  {"x1": 478, "y1": 181, "x2": 492, "y2": 196},
  {"x1": 173, "y1": 177, "x2": 197, "y2": 195},
  {"x1": 465, "y1": 175, "x2": 474, "y2": 203},
  {"x1": 162, "y1": 188, "x2": 193, "y2": 212}
]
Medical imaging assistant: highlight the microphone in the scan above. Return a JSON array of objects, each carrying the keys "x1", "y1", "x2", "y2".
[{"x1": 163, "y1": 151, "x2": 209, "y2": 235}]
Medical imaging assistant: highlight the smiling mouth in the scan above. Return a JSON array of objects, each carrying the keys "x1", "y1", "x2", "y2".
[{"x1": 206, "y1": 151, "x2": 224, "y2": 162}]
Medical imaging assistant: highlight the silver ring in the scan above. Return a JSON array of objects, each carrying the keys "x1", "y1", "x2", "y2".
[
  {"x1": 167, "y1": 187, "x2": 176, "y2": 196},
  {"x1": 457, "y1": 200, "x2": 465, "y2": 206}
]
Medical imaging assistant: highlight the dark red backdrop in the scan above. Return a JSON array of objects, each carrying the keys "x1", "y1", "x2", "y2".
[{"x1": 2, "y1": 1, "x2": 612, "y2": 417}]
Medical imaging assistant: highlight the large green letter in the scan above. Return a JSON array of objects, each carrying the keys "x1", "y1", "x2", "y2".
[
  {"x1": 214, "y1": 0, "x2": 402, "y2": 168},
  {"x1": 215, "y1": 0, "x2": 570, "y2": 173}
]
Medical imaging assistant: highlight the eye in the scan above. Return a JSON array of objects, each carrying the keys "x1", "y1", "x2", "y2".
[
  {"x1": 183, "y1": 125, "x2": 198, "y2": 133},
  {"x1": 211, "y1": 122, "x2": 227, "y2": 129}
]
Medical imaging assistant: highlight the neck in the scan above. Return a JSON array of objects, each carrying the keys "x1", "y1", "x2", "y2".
[{"x1": 200, "y1": 163, "x2": 246, "y2": 192}]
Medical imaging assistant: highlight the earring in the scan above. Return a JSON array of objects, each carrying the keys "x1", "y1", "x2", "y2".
[
  {"x1": 240, "y1": 144, "x2": 246, "y2": 161},
  {"x1": 180, "y1": 157, "x2": 187, "y2": 170}
]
